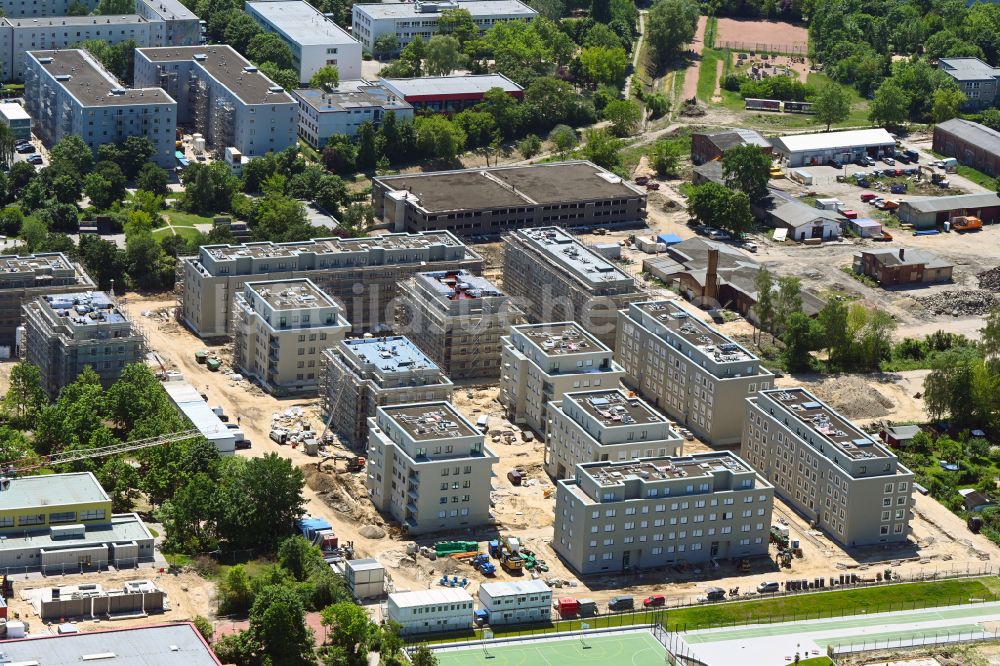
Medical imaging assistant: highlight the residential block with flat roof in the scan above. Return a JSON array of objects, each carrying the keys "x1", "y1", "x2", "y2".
[
  {"x1": 232, "y1": 279, "x2": 350, "y2": 396},
  {"x1": 24, "y1": 50, "x2": 176, "y2": 167},
  {"x1": 502, "y1": 226, "x2": 643, "y2": 346},
  {"x1": 938, "y1": 57, "x2": 1000, "y2": 110},
  {"x1": 320, "y1": 336, "x2": 454, "y2": 447},
  {"x1": 292, "y1": 84, "x2": 413, "y2": 148},
  {"x1": 245, "y1": 0, "x2": 361, "y2": 84},
  {"x1": 741, "y1": 387, "x2": 914, "y2": 547},
  {"x1": 553, "y1": 452, "x2": 774, "y2": 575},
  {"x1": 134, "y1": 45, "x2": 297, "y2": 158},
  {"x1": 177, "y1": 231, "x2": 483, "y2": 338},
  {"x1": 366, "y1": 402, "x2": 498, "y2": 534},
  {"x1": 0, "y1": 252, "x2": 95, "y2": 350},
  {"x1": 615, "y1": 300, "x2": 773, "y2": 446},
  {"x1": 373, "y1": 161, "x2": 646, "y2": 238},
  {"x1": 500, "y1": 322, "x2": 625, "y2": 436},
  {"x1": 351, "y1": 0, "x2": 536, "y2": 53},
  {"x1": 23, "y1": 291, "x2": 145, "y2": 398},
  {"x1": 0, "y1": 472, "x2": 154, "y2": 572},
  {"x1": 397, "y1": 270, "x2": 522, "y2": 380},
  {"x1": 545, "y1": 388, "x2": 683, "y2": 480}
]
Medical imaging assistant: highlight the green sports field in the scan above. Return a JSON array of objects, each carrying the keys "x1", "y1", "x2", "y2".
[{"x1": 433, "y1": 631, "x2": 668, "y2": 666}]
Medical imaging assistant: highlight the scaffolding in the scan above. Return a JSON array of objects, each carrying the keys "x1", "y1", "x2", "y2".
[
  {"x1": 210, "y1": 99, "x2": 235, "y2": 158},
  {"x1": 191, "y1": 75, "x2": 210, "y2": 139}
]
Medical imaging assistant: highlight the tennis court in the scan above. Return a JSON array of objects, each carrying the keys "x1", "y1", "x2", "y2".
[{"x1": 433, "y1": 629, "x2": 668, "y2": 666}]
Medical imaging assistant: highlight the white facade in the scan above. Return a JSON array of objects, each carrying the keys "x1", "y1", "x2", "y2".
[
  {"x1": 351, "y1": 0, "x2": 536, "y2": 52},
  {"x1": 477, "y1": 580, "x2": 552, "y2": 625},
  {"x1": 292, "y1": 84, "x2": 413, "y2": 148},
  {"x1": 386, "y1": 588, "x2": 473, "y2": 635},
  {"x1": 245, "y1": 0, "x2": 361, "y2": 84}
]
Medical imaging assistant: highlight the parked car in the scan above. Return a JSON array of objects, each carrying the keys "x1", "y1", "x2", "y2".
[
  {"x1": 643, "y1": 594, "x2": 666, "y2": 607},
  {"x1": 26, "y1": 154, "x2": 42, "y2": 165},
  {"x1": 741, "y1": 241, "x2": 758, "y2": 252},
  {"x1": 15, "y1": 144, "x2": 34, "y2": 154},
  {"x1": 902, "y1": 149, "x2": 919, "y2": 162},
  {"x1": 860, "y1": 192, "x2": 878, "y2": 202},
  {"x1": 883, "y1": 157, "x2": 895, "y2": 165},
  {"x1": 861, "y1": 155, "x2": 876, "y2": 166},
  {"x1": 856, "y1": 179, "x2": 870, "y2": 188},
  {"x1": 235, "y1": 439, "x2": 252, "y2": 450},
  {"x1": 757, "y1": 581, "x2": 781, "y2": 593},
  {"x1": 706, "y1": 229, "x2": 732, "y2": 241},
  {"x1": 895, "y1": 154, "x2": 911, "y2": 164},
  {"x1": 608, "y1": 595, "x2": 635, "y2": 612},
  {"x1": 890, "y1": 184, "x2": 907, "y2": 194}
]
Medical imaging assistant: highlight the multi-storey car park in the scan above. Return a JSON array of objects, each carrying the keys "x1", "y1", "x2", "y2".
[
  {"x1": 372, "y1": 161, "x2": 647, "y2": 237},
  {"x1": 24, "y1": 50, "x2": 177, "y2": 168},
  {"x1": 350, "y1": 0, "x2": 537, "y2": 53},
  {"x1": 176, "y1": 231, "x2": 483, "y2": 338},
  {"x1": 553, "y1": 452, "x2": 775, "y2": 575},
  {"x1": 500, "y1": 322, "x2": 625, "y2": 437},
  {"x1": 134, "y1": 45, "x2": 297, "y2": 158},
  {"x1": 741, "y1": 387, "x2": 915, "y2": 547},
  {"x1": 0, "y1": 252, "x2": 95, "y2": 350},
  {"x1": 22, "y1": 291, "x2": 146, "y2": 398},
  {"x1": 366, "y1": 402, "x2": 498, "y2": 535},
  {"x1": 544, "y1": 388, "x2": 683, "y2": 480},
  {"x1": 231, "y1": 279, "x2": 350, "y2": 396},
  {"x1": 502, "y1": 226, "x2": 643, "y2": 347},
  {"x1": 397, "y1": 270, "x2": 522, "y2": 380},
  {"x1": 615, "y1": 300, "x2": 774, "y2": 446},
  {"x1": 244, "y1": 0, "x2": 362, "y2": 84},
  {"x1": 320, "y1": 336, "x2": 454, "y2": 448}
]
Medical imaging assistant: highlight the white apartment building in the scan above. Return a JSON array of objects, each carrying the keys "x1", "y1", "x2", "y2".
[
  {"x1": 500, "y1": 322, "x2": 625, "y2": 437},
  {"x1": 366, "y1": 402, "x2": 498, "y2": 535},
  {"x1": 616, "y1": 300, "x2": 773, "y2": 446},
  {"x1": 477, "y1": 580, "x2": 552, "y2": 625},
  {"x1": 386, "y1": 588, "x2": 473, "y2": 635},
  {"x1": 245, "y1": 0, "x2": 361, "y2": 84},
  {"x1": 742, "y1": 388, "x2": 915, "y2": 547},
  {"x1": 545, "y1": 388, "x2": 683, "y2": 480},
  {"x1": 553, "y1": 452, "x2": 774, "y2": 575},
  {"x1": 292, "y1": 83, "x2": 413, "y2": 149},
  {"x1": 231, "y1": 278, "x2": 350, "y2": 396},
  {"x1": 351, "y1": 0, "x2": 536, "y2": 53}
]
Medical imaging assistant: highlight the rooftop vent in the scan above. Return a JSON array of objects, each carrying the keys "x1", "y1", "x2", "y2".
[
  {"x1": 193, "y1": 53, "x2": 207, "y2": 61},
  {"x1": 243, "y1": 65, "x2": 257, "y2": 73},
  {"x1": 55, "y1": 74, "x2": 71, "y2": 81},
  {"x1": 268, "y1": 85, "x2": 284, "y2": 93}
]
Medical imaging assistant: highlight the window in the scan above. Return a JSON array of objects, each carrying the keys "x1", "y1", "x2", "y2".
[
  {"x1": 49, "y1": 511, "x2": 76, "y2": 523},
  {"x1": 18, "y1": 514, "x2": 44, "y2": 526},
  {"x1": 80, "y1": 509, "x2": 105, "y2": 521}
]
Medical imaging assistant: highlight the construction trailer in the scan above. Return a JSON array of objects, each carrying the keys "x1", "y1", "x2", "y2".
[
  {"x1": 386, "y1": 588, "x2": 474, "y2": 635},
  {"x1": 344, "y1": 558, "x2": 385, "y2": 600},
  {"x1": 396, "y1": 270, "x2": 522, "y2": 380},
  {"x1": 477, "y1": 579, "x2": 552, "y2": 626}
]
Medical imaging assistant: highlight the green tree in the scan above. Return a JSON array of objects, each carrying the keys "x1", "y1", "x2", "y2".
[
  {"x1": 646, "y1": 0, "x2": 699, "y2": 68},
  {"x1": 212, "y1": 631, "x2": 257, "y2": 666},
  {"x1": 278, "y1": 536, "x2": 322, "y2": 582},
  {"x1": 579, "y1": 46, "x2": 629, "y2": 88},
  {"x1": 753, "y1": 266, "x2": 775, "y2": 341},
  {"x1": 644, "y1": 92, "x2": 670, "y2": 119},
  {"x1": 722, "y1": 144, "x2": 770, "y2": 201},
  {"x1": 98, "y1": 136, "x2": 156, "y2": 176},
  {"x1": 549, "y1": 124, "x2": 578, "y2": 155},
  {"x1": 410, "y1": 645, "x2": 439, "y2": 666},
  {"x1": 687, "y1": 183, "x2": 754, "y2": 236},
  {"x1": 869, "y1": 80, "x2": 910, "y2": 127},
  {"x1": 602, "y1": 98, "x2": 642, "y2": 136},
  {"x1": 193, "y1": 616, "x2": 213, "y2": 642},
  {"x1": 818, "y1": 297, "x2": 849, "y2": 369},
  {"x1": 813, "y1": 83, "x2": 851, "y2": 132},
  {"x1": 481, "y1": 87, "x2": 522, "y2": 140},
  {"x1": 425, "y1": 35, "x2": 464, "y2": 76},
  {"x1": 310, "y1": 65, "x2": 340, "y2": 89},
  {"x1": 581, "y1": 128, "x2": 622, "y2": 169},
  {"x1": 137, "y1": 163, "x2": 170, "y2": 196},
  {"x1": 0, "y1": 123, "x2": 14, "y2": 171},
  {"x1": 373, "y1": 33, "x2": 399, "y2": 59},
  {"x1": 66, "y1": 0, "x2": 89, "y2": 14},
  {"x1": 218, "y1": 564, "x2": 256, "y2": 614},
  {"x1": 224, "y1": 12, "x2": 262, "y2": 55},
  {"x1": 249, "y1": 585, "x2": 313, "y2": 665},
  {"x1": 258, "y1": 62, "x2": 298, "y2": 92},
  {"x1": 648, "y1": 139, "x2": 683, "y2": 178},
  {"x1": 437, "y1": 8, "x2": 477, "y2": 45},
  {"x1": 3, "y1": 362, "x2": 46, "y2": 425},
  {"x1": 775, "y1": 276, "x2": 803, "y2": 333},
  {"x1": 517, "y1": 134, "x2": 542, "y2": 159},
  {"x1": 19, "y1": 215, "x2": 48, "y2": 252},
  {"x1": 414, "y1": 115, "x2": 466, "y2": 160},
  {"x1": 78, "y1": 235, "x2": 128, "y2": 291},
  {"x1": 486, "y1": 19, "x2": 556, "y2": 85},
  {"x1": 251, "y1": 194, "x2": 312, "y2": 242},
  {"x1": 49, "y1": 135, "x2": 93, "y2": 175},
  {"x1": 932, "y1": 87, "x2": 966, "y2": 123},
  {"x1": 356, "y1": 121, "x2": 379, "y2": 170},
  {"x1": 592, "y1": 0, "x2": 611, "y2": 23},
  {"x1": 320, "y1": 601, "x2": 372, "y2": 655},
  {"x1": 248, "y1": 32, "x2": 294, "y2": 70},
  {"x1": 783, "y1": 311, "x2": 815, "y2": 372},
  {"x1": 453, "y1": 110, "x2": 497, "y2": 148},
  {"x1": 584, "y1": 22, "x2": 625, "y2": 50},
  {"x1": 214, "y1": 454, "x2": 305, "y2": 551},
  {"x1": 982, "y1": 108, "x2": 1000, "y2": 132},
  {"x1": 95, "y1": 0, "x2": 133, "y2": 12}
]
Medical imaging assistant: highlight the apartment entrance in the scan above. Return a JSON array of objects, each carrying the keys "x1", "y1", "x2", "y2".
[{"x1": 710, "y1": 541, "x2": 720, "y2": 557}]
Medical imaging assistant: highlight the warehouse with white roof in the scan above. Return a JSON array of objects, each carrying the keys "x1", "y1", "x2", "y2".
[
  {"x1": 386, "y1": 588, "x2": 474, "y2": 635},
  {"x1": 477, "y1": 579, "x2": 552, "y2": 625},
  {"x1": 771, "y1": 128, "x2": 897, "y2": 167}
]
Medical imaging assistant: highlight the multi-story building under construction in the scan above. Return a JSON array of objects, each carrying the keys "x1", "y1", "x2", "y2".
[
  {"x1": 0, "y1": 252, "x2": 95, "y2": 351},
  {"x1": 502, "y1": 227, "x2": 642, "y2": 347},
  {"x1": 23, "y1": 291, "x2": 145, "y2": 398},
  {"x1": 320, "y1": 335, "x2": 453, "y2": 448},
  {"x1": 177, "y1": 232, "x2": 483, "y2": 338},
  {"x1": 231, "y1": 279, "x2": 350, "y2": 396},
  {"x1": 133, "y1": 45, "x2": 297, "y2": 158},
  {"x1": 397, "y1": 270, "x2": 522, "y2": 380}
]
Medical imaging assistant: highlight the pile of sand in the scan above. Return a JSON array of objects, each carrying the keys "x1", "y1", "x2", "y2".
[{"x1": 799, "y1": 375, "x2": 895, "y2": 421}]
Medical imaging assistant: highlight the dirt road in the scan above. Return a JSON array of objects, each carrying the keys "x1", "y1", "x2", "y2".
[{"x1": 680, "y1": 16, "x2": 708, "y2": 101}]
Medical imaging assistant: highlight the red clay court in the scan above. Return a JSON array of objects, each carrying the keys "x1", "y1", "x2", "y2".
[{"x1": 715, "y1": 18, "x2": 808, "y2": 54}]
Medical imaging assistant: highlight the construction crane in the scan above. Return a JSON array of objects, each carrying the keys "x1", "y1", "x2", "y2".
[{"x1": 0, "y1": 429, "x2": 202, "y2": 475}]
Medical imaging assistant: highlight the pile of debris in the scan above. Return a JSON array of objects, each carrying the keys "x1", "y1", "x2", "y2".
[
  {"x1": 917, "y1": 290, "x2": 1000, "y2": 317},
  {"x1": 680, "y1": 97, "x2": 707, "y2": 117},
  {"x1": 977, "y1": 265, "x2": 1000, "y2": 290}
]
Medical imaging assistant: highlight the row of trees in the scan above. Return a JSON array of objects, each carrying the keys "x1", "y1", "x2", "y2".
[
  {"x1": 868, "y1": 60, "x2": 966, "y2": 127},
  {"x1": 684, "y1": 144, "x2": 771, "y2": 235}
]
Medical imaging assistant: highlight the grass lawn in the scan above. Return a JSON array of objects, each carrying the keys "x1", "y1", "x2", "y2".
[
  {"x1": 697, "y1": 49, "x2": 723, "y2": 102},
  {"x1": 956, "y1": 165, "x2": 997, "y2": 189},
  {"x1": 164, "y1": 210, "x2": 216, "y2": 227},
  {"x1": 797, "y1": 658, "x2": 833, "y2": 666},
  {"x1": 152, "y1": 224, "x2": 202, "y2": 242}
]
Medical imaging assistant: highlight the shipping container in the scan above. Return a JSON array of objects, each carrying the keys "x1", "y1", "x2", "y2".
[{"x1": 745, "y1": 98, "x2": 781, "y2": 111}]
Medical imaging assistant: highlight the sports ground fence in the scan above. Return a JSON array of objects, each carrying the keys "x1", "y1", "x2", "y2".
[
  {"x1": 831, "y1": 625, "x2": 1000, "y2": 655},
  {"x1": 715, "y1": 40, "x2": 808, "y2": 55}
]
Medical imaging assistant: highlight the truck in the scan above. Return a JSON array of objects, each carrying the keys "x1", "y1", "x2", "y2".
[
  {"x1": 471, "y1": 554, "x2": 497, "y2": 576},
  {"x1": 556, "y1": 598, "x2": 580, "y2": 618},
  {"x1": 952, "y1": 216, "x2": 982, "y2": 233}
]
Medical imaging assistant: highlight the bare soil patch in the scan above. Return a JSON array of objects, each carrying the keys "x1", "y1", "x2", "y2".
[{"x1": 715, "y1": 18, "x2": 808, "y2": 52}]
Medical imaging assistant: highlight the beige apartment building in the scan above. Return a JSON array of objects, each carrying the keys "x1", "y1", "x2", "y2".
[
  {"x1": 23, "y1": 291, "x2": 145, "y2": 398},
  {"x1": 545, "y1": 388, "x2": 683, "y2": 480},
  {"x1": 320, "y1": 335, "x2": 454, "y2": 447},
  {"x1": 616, "y1": 300, "x2": 773, "y2": 446},
  {"x1": 232, "y1": 279, "x2": 350, "y2": 396},
  {"x1": 397, "y1": 270, "x2": 522, "y2": 380},
  {"x1": 502, "y1": 227, "x2": 642, "y2": 347},
  {"x1": 0, "y1": 253, "x2": 95, "y2": 350},
  {"x1": 366, "y1": 402, "x2": 498, "y2": 535},
  {"x1": 742, "y1": 388, "x2": 915, "y2": 547},
  {"x1": 553, "y1": 452, "x2": 774, "y2": 575},
  {"x1": 177, "y1": 232, "x2": 483, "y2": 338},
  {"x1": 500, "y1": 322, "x2": 625, "y2": 436}
]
